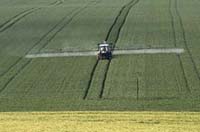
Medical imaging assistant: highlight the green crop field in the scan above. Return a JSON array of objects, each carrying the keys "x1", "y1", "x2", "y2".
[{"x1": 0, "y1": 0, "x2": 200, "y2": 131}]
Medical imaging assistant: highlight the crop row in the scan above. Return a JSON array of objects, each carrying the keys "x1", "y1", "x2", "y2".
[
  {"x1": 102, "y1": 0, "x2": 200, "y2": 100},
  {"x1": 0, "y1": 0, "x2": 61, "y2": 26},
  {"x1": 0, "y1": 0, "x2": 200, "y2": 111},
  {"x1": 0, "y1": 1, "x2": 92, "y2": 79},
  {"x1": 84, "y1": 0, "x2": 140, "y2": 99},
  {"x1": 42, "y1": 0, "x2": 130, "y2": 52}
]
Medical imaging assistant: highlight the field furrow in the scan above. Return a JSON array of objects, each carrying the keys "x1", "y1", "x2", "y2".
[
  {"x1": 104, "y1": 54, "x2": 190, "y2": 99},
  {"x1": 1, "y1": 0, "x2": 200, "y2": 112},
  {"x1": 117, "y1": 0, "x2": 174, "y2": 49},
  {"x1": 0, "y1": 8, "x2": 41, "y2": 33},
  {"x1": 103, "y1": 0, "x2": 194, "y2": 100},
  {"x1": 85, "y1": 60, "x2": 109, "y2": 99},
  {"x1": 0, "y1": 0, "x2": 100, "y2": 99},
  {"x1": 36, "y1": 0, "x2": 100, "y2": 53},
  {"x1": 0, "y1": 0, "x2": 66, "y2": 33},
  {"x1": 83, "y1": 60, "x2": 99, "y2": 99},
  {"x1": 84, "y1": 0, "x2": 140, "y2": 99},
  {"x1": 0, "y1": 2, "x2": 92, "y2": 76},
  {"x1": 0, "y1": 0, "x2": 56, "y2": 7},
  {"x1": 0, "y1": 59, "x2": 32, "y2": 94},
  {"x1": 170, "y1": 0, "x2": 200, "y2": 94},
  {"x1": 41, "y1": 0, "x2": 129, "y2": 51},
  {"x1": 106, "y1": 0, "x2": 140, "y2": 45},
  {"x1": 0, "y1": 2, "x2": 94, "y2": 95},
  {"x1": 169, "y1": 0, "x2": 190, "y2": 94},
  {"x1": 174, "y1": 0, "x2": 200, "y2": 80},
  {"x1": 0, "y1": 58, "x2": 95, "y2": 111},
  {"x1": 0, "y1": 0, "x2": 58, "y2": 26}
]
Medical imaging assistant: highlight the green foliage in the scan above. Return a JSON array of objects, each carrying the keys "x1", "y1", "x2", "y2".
[
  {"x1": 43, "y1": 0, "x2": 131, "y2": 51},
  {"x1": 87, "y1": 60, "x2": 109, "y2": 99},
  {"x1": 0, "y1": 0, "x2": 200, "y2": 112}
]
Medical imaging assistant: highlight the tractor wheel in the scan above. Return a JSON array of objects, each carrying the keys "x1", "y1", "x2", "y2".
[
  {"x1": 108, "y1": 54, "x2": 112, "y2": 60},
  {"x1": 99, "y1": 56, "x2": 102, "y2": 60},
  {"x1": 97, "y1": 54, "x2": 101, "y2": 60}
]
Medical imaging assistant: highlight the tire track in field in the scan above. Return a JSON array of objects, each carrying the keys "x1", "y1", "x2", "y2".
[
  {"x1": 105, "y1": 0, "x2": 139, "y2": 46},
  {"x1": 0, "y1": 1, "x2": 98, "y2": 77},
  {"x1": 174, "y1": 0, "x2": 200, "y2": 81},
  {"x1": 50, "y1": 0, "x2": 63, "y2": 6},
  {"x1": 83, "y1": 0, "x2": 140, "y2": 99},
  {"x1": 100, "y1": 0, "x2": 140, "y2": 99},
  {"x1": 0, "y1": 9, "x2": 76, "y2": 78},
  {"x1": 83, "y1": 60, "x2": 99, "y2": 99},
  {"x1": 169, "y1": 0, "x2": 191, "y2": 93},
  {"x1": 0, "y1": 0, "x2": 64, "y2": 33},
  {"x1": 37, "y1": 0, "x2": 100, "y2": 52},
  {"x1": 99, "y1": 61, "x2": 111, "y2": 98},
  {"x1": 0, "y1": 1, "x2": 99, "y2": 93},
  {"x1": 0, "y1": 8, "x2": 40, "y2": 33},
  {"x1": 0, "y1": 8, "x2": 33, "y2": 28},
  {"x1": 177, "y1": 55, "x2": 190, "y2": 93},
  {"x1": 0, "y1": 59, "x2": 32, "y2": 94},
  {"x1": 136, "y1": 78, "x2": 139, "y2": 100}
]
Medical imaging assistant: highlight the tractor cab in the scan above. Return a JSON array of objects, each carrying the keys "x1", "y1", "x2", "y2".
[{"x1": 97, "y1": 41, "x2": 112, "y2": 60}]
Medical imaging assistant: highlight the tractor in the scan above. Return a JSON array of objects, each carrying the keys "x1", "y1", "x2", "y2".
[{"x1": 97, "y1": 41, "x2": 113, "y2": 60}]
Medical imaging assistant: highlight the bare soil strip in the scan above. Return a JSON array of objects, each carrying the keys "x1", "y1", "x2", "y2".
[{"x1": 25, "y1": 48, "x2": 184, "y2": 58}]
